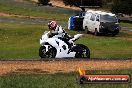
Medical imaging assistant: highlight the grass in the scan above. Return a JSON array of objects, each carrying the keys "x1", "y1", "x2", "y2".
[
  {"x1": 120, "y1": 22, "x2": 132, "y2": 28},
  {"x1": 0, "y1": 0, "x2": 77, "y2": 21},
  {"x1": 0, "y1": 21, "x2": 132, "y2": 59},
  {"x1": 0, "y1": 69, "x2": 132, "y2": 88},
  {"x1": 76, "y1": 32, "x2": 132, "y2": 59},
  {"x1": 0, "y1": 0, "x2": 131, "y2": 59},
  {"x1": 0, "y1": 23, "x2": 44, "y2": 58},
  {"x1": 0, "y1": 22, "x2": 44, "y2": 59},
  {"x1": 0, "y1": 1, "x2": 131, "y2": 88}
]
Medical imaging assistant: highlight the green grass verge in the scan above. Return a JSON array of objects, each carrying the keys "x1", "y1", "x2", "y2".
[
  {"x1": 0, "y1": 21, "x2": 132, "y2": 59},
  {"x1": 0, "y1": 0, "x2": 131, "y2": 59},
  {"x1": 76, "y1": 32, "x2": 132, "y2": 59},
  {"x1": 0, "y1": 22, "x2": 44, "y2": 59},
  {"x1": 120, "y1": 22, "x2": 132, "y2": 28},
  {"x1": 0, "y1": 69, "x2": 132, "y2": 88},
  {"x1": 0, "y1": 0, "x2": 75, "y2": 21}
]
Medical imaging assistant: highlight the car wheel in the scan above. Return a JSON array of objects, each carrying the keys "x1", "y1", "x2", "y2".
[
  {"x1": 94, "y1": 29, "x2": 99, "y2": 36},
  {"x1": 85, "y1": 26, "x2": 90, "y2": 34}
]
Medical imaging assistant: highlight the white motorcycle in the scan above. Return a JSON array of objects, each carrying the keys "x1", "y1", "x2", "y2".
[{"x1": 39, "y1": 31, "x2": 90, "y2": 58}]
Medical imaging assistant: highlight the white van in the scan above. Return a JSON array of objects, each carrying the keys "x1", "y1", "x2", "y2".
[{"x1": 83, "y1": 10, "x2": 120, "y2": 36}]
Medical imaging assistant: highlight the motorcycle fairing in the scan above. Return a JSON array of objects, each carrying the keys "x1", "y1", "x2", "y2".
[{"x1": 45, "y1": 38, "x2": 76, "y2": 58}]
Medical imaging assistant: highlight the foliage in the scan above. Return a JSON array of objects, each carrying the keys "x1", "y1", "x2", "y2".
[
  {"x1": 63, "y1": 0, "x2": 102, "y2": 7},
  {"x1": 38, "y1": 0, "x2": 50, "y2": 5},
  {"x1": 111, "y1": 0, "x2": 132, "y2": 15},
  {"x1": 63, "y1": 0, "x2": 80, "y2": 7}
]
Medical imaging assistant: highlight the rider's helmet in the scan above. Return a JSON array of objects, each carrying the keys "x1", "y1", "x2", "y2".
[{"x1": 48, "y1": 21, "x2": 57, "y2": 30}]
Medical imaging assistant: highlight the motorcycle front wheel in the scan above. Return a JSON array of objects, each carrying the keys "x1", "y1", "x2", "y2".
[{"x1": 39, "y1": 46, "x2": 46, "y2": 58}]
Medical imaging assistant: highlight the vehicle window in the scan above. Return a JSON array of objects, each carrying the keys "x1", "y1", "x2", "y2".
[
  {"x1": 101, "y1": 15, "x2": 117, "y2": 22},
  {"x1": 86, "y1": 13, "x2": 92, "y2": 19},
  {"x1": 86, "y1": 14, "x2": 89, "y2": 19},
  {"x1": 90, "y1": 14, "x2": 95, "y2": 21},
  {"x1": 87, "y1": 16, "x2": 89, "y2": 19},
  {"x1": 96, "y1": 15, "x2": 100, "y2": 21}
]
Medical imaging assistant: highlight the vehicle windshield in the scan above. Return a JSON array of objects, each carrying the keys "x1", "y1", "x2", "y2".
[{"x1": 101, "y1": 15, "x2": 117, "y2": 22}]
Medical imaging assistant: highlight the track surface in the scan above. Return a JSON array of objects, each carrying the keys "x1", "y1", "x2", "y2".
[{"x1": 0, "y1": 59, "x2": 132, "y2": 75}]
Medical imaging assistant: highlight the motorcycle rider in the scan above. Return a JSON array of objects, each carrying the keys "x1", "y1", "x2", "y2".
[
  {"x1": 48, "y1": 21, "x2": 72, "y2": 47},
  {"x1": 48, "y1": 21, "x2": 65, "y2": 37}
]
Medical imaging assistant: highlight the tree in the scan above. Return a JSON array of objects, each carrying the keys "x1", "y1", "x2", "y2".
[
  {"x1": 63, "y1": 0, "x2": 81, "y2": 7},
  {"x1": 111, "y1": 0, "x2": 132, "y2": 15},
  {"x1": 63, "y1": 0, "x2": 102, "y2": 7},
  {"x1": 38, "y1": 0, "x2": 50, "y2": 5}
]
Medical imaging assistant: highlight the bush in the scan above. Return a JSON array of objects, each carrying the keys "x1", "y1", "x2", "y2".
[
  {"x1": 38, "y1": 0, "x2": 50, "y2": 5},
  {"x1": 111, "y1": 0, "x2": 132, "y2": 15},
  {"x1": 63, "y1": 0, "x2": 80, "y2": 7},
  {"x1": 63, "y1": 0, "x2": 102, "y2": 7}
]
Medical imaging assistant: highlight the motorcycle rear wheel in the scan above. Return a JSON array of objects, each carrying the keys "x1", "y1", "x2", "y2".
[
  {"x1": 75, "y1": 44, "x2": 90, "y2": 58},
  {"x1": 39, "y1": 46, "x2": 56, "y2": 58}
]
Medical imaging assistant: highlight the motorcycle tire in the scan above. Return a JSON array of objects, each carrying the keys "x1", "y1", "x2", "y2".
[
  {"x1": 39, "y1": 46, "x2": 57, "y2": 58},
  {"x1": 39, "y1": 46, "x2": 47, "y2": 58},
  {"x1": 76, "y1": 44, "x2": 90, "y2": 58},
  {"x1": 47, "y1": 47, "x2": 57, "y2": 58}
]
